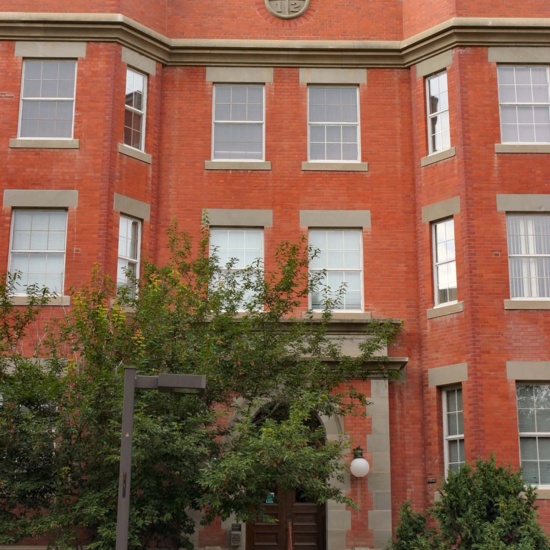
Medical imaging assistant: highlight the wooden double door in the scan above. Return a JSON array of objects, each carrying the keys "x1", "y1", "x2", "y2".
[{"x1": 246, "y1": 486, "x2": 326, "y2": 550}]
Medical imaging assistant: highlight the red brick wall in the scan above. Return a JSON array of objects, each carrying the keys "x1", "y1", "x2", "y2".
[
  {"x1": 411, "y1": 45, "x2": 550, "y2": 523},
  {"x1": 402, "y1": 0, "x2": 456, "y2": 40},
  {"x1": 167, "y1": 0, "x2": 403, "y2": 40},
  {"x1": 1, "y1": 0, "x2": 550, "y2": 543}
]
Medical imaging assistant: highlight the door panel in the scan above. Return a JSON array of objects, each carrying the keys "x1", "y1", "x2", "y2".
[
  {"x1": 247, "y1": 488, "x2": 326, "y2": 550},
  {"x1": 247, "y1": 505, "x2": 284, "y2": 548}
]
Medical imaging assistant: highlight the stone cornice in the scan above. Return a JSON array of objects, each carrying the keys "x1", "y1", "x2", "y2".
[{"x1": 2, "y1": 13, "x2": 550, "y2": 67}]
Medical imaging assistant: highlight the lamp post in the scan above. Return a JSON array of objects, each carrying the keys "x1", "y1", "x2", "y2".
[{"x1": 115, "y1": 366, "x2": 206, "y2": 550}]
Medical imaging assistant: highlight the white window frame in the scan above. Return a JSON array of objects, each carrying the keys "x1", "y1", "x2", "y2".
[
  {"x1": 308, "y1": 229, "x2": 363, "y2": 312},
  {"x1": 432, "y1": 217, "x2": 457, "y2": 307},
  {"x1": 442, "y1": 386, "x2": 465, "y2": 476},
  {"x1": 123, "y1": 68, "x2": 147, "y2": 152},
  {"x1": 307, "y1": 86, "x2": 360, "y2": 163},
  {"x1": 426, "y1": 71, "x2": 451, "y2": 154},
  {"x1": 211, "y1": 84, "x2": 265, "y2": 161},
  {"x1": 506, "y1": 214, "x2": 550, "y2": 300},
  {"x1": 8, "y1": 208, "x2": 68, "y2": 295},
  {"x1": 516, "y1": 383, "x2": 550, "y2": 487},
  {"x1": 497, "y1": 65, "x2": 550, "y2": 144},
  {"x1": 18, "y1": 59, "x2": 77, "y2": 139},
  {"x1": 209, "y1": 227, "x2": 264, "y2": 310},
  {"x1": 117, "y1": 215, "x2": 141, "y2": 295}
]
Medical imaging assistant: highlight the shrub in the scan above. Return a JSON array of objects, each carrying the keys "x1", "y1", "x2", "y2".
[{"x1": 388, "y1": 457, "x2": 550, "y2": 550}]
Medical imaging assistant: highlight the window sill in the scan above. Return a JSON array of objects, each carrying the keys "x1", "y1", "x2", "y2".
[
  {"x1": 10, "y1": 295, "x2": 70, "y2": 306},
  {"x1": 420, "y1": 147, "x2": 456, "y2": 167},
  {"x1": 534, "y1": 489, "x2": 550, "y2": 500},
  {"x1": 504, "y1": 299, "x2": 550, "y2": 310},
  {"x1": 495, "y1": 144, "x2": 550, "y2": 154},
  {"x1": 9, "y1": 138, "x2": 79, "y2": 149},
  {"x1": 301, "y1": 161, "x2": 368, "y2": 172},
  {"x1": 427, "y1": 301, "x2": 464, "y2": 319},
  {"x1": 204, "y1": 160, "x2": 271, "y2": 171},
  {"x1": 118, "y1": 143, "x2": 152, "y2": 164},
  {"x1": 303, "y1": 311, "x2": 372, "y2": 321}
]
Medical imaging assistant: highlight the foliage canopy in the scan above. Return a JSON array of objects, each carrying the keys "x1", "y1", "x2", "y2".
[
  {"x1": 0, "y1": 227, "x2": 401, "y2": 549},
  {"x1": 388, "y1": 457, "x2": 550, "y2": 550}
]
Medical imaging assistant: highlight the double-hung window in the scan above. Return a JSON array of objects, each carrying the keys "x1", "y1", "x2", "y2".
[
  {"x1": 123, "y1": 68, "x2": 147, "y2": 151},
  {"x1": 9, "y1": 209, "x2": 68, "y2": 294},
  {"x1": 117, "y1": 215, "x2": 141, "y2": 296},
  {"x1": 497, "y1": 65, "x2": 550, "y2": 143},
  {"x1": 426, "y1": 71, "x2": 450, "y2": 154},
  {"x1": 308, "y1": 86, "x2": 360, "y2": 162},
  {"x1": 209, "y1": 228, "x2": 264, "y2": 308},
  {"x1": 309, "y1": 229, "x2": 362, "y2": 311},
  {"x1": 517, "y1": 384, "x2": 550, "y2": 486},
  {"x1": 19, "y1": 60, "x2": 77, "y2": 139},
  {"x1": 442, "y1": 387, "x2": 465, "y2": 475},
  {"x1": 506, "y1": 214, "x2": 550, "y2": 299},
  {"x1": 212, "y1": 84, "x2": 264, "y2": 160},
  {"x1": 432, "y1": 218, "x2": 457, "y2": 306}
]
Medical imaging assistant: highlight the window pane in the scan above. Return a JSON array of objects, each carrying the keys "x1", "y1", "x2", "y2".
[
  {"x1": 517, "y1": 385, "x2": 550, "y2": 485},
  {"x1": 448, "y1": 440, "x2": 460, "y2": 464},
  {"x1": 433, "y1": 218, "x2": 457, "y2": 305},
  {"x1": 309, "y1": 229, "x2": 362, "y2": 310},
  {"x1": 507, "y1": 215, "x2": 550, "y2": 298},
  {"x1": 444, "y1": 388, "x2": 464, "y2": 475},
  {"x1": 123, "y1": 69, "x2": 146, "y2": 150},
  {"x1": 427, "y1": 72, "x2": 451, "y2": 153},
  {"x1": 518, "y1": 385, "x2": 535, "y2": 407},
  {"x1": 518, "y1": 409, "x2": 536, "y2": 432},
  {"x1": 10, "y1": 210, "x2": 67, "y2": 294},
  {"x1": 539, "y1": 438, "x2": 550, "y2": 460},
  {"x1": 117, "y1": 216, "x2": 141, "y2": 295},
  {"x1": 540, "y1": 462, "x2": 550, "y2": 484},
  {"x1": 499, "y1": 65, "x2": 550, "y2": 143},
  {"x1": 521, "y1": 438, "x2": 538, "y2": 460},
  {"x1": 446, "y1": 389, "x2": 457, "y2": 412},
  {"x1": 522, "y1": 461, "x2": 540, "y2": 485},
  {"x1": 213, "y1": 85, "x2": 264, "y2": 160},
  {"x1": 308, "y1": 86, "x2": 359, "y2": 161},
  {"x1": 20, "y1": 61, "x2": 76, "y2": 139},
  {"x1": 209, "y1": 228, "x2": 264, "y2": 310}
]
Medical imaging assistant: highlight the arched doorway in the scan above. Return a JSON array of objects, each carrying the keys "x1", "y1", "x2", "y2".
[{"x1": 245, "y1": 403, "x2": 327, "y2": 550}]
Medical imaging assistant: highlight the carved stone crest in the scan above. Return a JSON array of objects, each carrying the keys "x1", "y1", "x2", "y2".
[{"x1": 265, "y1": 0, "x2": 310, "y2": 19}]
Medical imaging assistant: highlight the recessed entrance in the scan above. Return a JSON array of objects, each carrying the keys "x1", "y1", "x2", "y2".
[{"x1": 246, "y1": 485, "x2": 326, "y2": 550}]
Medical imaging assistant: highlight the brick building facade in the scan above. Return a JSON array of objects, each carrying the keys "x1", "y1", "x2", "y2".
[{"x1": 1, "y1": 1, "x2": 550, "y2": 549}]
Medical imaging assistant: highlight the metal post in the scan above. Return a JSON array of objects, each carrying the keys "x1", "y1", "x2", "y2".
[
  {"x1": 115, "y1": 366, "x2": 137, "y2": 550},
  {"x1": 114, "y1": 367, "x2": 205, "y2": 549}
]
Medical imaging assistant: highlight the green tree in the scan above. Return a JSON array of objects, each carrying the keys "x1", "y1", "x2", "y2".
[
  {"x1": 388, "y1": 457, "x2": 550, "y2": 550},
  {"x1": 0, "y1": 226, "x2": 401, "y2": 549}
]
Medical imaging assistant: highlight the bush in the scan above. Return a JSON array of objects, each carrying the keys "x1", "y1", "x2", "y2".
[{"x1": 388, "y1": 457, "x2": 550, "y2": 550}]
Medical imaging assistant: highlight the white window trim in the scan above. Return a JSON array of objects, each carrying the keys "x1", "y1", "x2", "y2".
[
  {"x1": 426, "y1": 71, "x2": 451, "y2": 155},
  {"x1": 442, "y1": 386, "x2": 465, "y2": 477},
  {"x1": 18, "y1": 59, "x2": 77, "y2": 140},
  {"x1": 209, "y1": 227, "x2": 265, "y2": 312},
  {"x1": 117, "y1": 215, "x2": 142, "y2": 295},
  {"x1": 308, "y1": 228, "x2": 364, "y2": 312},
  {"x1": 505, "y1": 214, "x2": 550, "y2": 300},
  {"x1": 307, "y1": 85, "x2": 361, "y2": 163},
  {"x1": 123, "y1": 68, "x2": 147, "y2": 153},
  {"x1": 8, "y1": 208, "x2": 68, "y2": 296},
  {"x1": 211, "y1": 84, "x2": 266, "y2": 162},
  {"x1": 516, "y1": 383, "x2": 550, "y2": 489},
  {"x1": 432, "y1": 217, "x2": 458, "y2": 308},
  {"x1": 497, "y1": 65, "x2": 550, "y2": 145}
]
